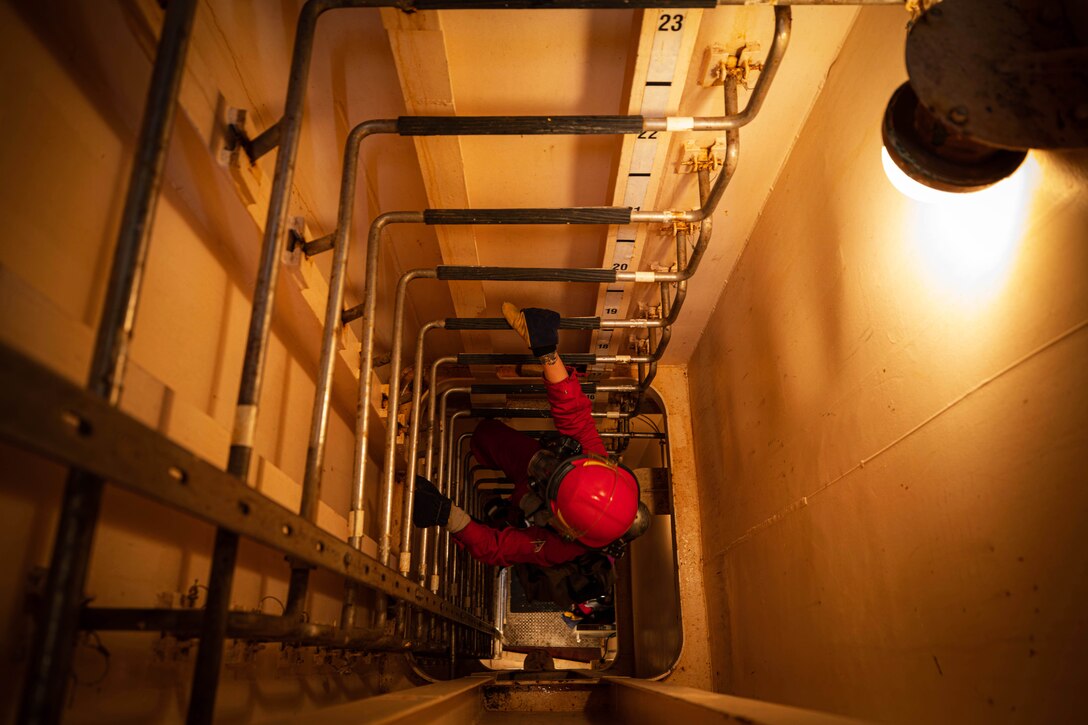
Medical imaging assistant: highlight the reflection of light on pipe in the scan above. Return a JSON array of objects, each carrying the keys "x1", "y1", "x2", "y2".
[{"x1": 883, "y1": 150, "x2": 1040, "y2": 297}]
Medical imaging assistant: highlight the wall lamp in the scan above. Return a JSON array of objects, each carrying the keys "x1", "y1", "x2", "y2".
[{"x1": 882, "y1": 0, "x2": 1088, "y2": 195}]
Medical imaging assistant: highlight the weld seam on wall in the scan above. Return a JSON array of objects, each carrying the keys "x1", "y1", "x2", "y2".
[{"x1": 720, "y1": 317, "x2": 1088, "y2": 555}]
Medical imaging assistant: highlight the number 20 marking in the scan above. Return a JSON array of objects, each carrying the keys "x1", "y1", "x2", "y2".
[{"x1": 658, "y1": 13, "x2": 684, "y2": 32}]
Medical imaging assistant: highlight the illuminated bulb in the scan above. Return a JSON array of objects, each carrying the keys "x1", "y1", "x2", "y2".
[{"x1": 881, "y1": 147, "x2": 960, "y2": 204}]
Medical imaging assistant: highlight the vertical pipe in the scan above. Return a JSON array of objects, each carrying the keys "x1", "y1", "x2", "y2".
[
  {"x1": 425, "y1": 356, "x2": 456, "y2": 593},
  {"x1": 286, "y1": 119, "x2": 395, "y2": 619},
  {"x1": 300, "y1": 121, "x2": 395, "y2": 522},
  {"x1": 447, "y1": 411, "x2": 469, "y2": 609},
  {"x1": 373, "y1": 269, "x2": 434, "y2": 630},
  {"x1": 685, "y1": 6, "x2": 789, "y2": 222},
  {"x1": 380, "y1": 270, "x2": 436, "y2": 571},
  {"x1": 465, "y1": 445, "x2": 478, "y2": 615},
  {"x1": 469, "y1": 453, "x2": 484, "y2": 618},
  {"x1": 188, "y1": 3, "x2": 330, "y2": 719},
  {"x1": 340, "y1": 212, "x2": 419, "y2": 632},
  {"x1": 347, "y1": 213, "x2": 422, "y2": 550},
  {"x1": 407, "y1": 323, "x2": 445, "y2": 583},
  {"x1": 436, "y1": 396, "x2": 467, "y2": 598},
  {"x1": 680, "y1": 76, "x2": 735, "y2": 281},
  {"x1": 494, "y1": 566, "x2": 508, "y2": 655},
  {"x1": 456, "y1": 435, "x2": 474, "y2": 611},
  {"x1": 449, "y1": 629, "x2": 457, "y2": 680},
  {"x1": 425, "y1": 357, "x2": 457, "y2": 479},
  {"x1": 18, "y1": 2, "x2": 198, "y2": 722},
  {"x1": 441, "y1": 407, "x2": 463, "y2": 596},
  {"x1": 439, "y1": 402, "x2": 457, "y2": 600}
]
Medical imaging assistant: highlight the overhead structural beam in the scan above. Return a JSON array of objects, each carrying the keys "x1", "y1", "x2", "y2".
[{"x1": 381, "y1": 8, "x2": 492, "y2": 359}]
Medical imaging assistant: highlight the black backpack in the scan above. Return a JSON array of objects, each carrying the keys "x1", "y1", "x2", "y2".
[{"x1": 513, "y1": 551, "x2": 615, "y2": 609}]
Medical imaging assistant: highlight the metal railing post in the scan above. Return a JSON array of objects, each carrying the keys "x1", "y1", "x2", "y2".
[
  {"x1": 285, "y1": 120, "x2": 396, "y2": 618},
  {"x1": 18, "y1": 2, "x2": 198, "y2": 722}
]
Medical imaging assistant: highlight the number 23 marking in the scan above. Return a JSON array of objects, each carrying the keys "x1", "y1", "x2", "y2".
[{"x1": 658, "y1": 13, "x2": 684, "y2": 32}]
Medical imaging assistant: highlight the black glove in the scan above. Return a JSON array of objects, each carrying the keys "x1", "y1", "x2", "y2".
[
  {"x1": 502, "y1": 303, "x2": 560, "y2": 357},
  {"x1": 412, "y1": 476, "x2": 451, "y2": 528}
]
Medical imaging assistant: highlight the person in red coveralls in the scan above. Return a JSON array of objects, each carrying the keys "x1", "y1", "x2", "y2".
[{"x1": 411, "y1": 304, "x2": 649, "y2": 579}]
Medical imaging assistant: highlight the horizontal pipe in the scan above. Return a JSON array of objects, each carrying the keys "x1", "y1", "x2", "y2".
[
  {"x1": 437, "y1": 266, "x2": 616, "y2": 283},
  {"x1": 244, "y1": 120, "x2": 282, "y2": 162},
  {"x1": 431, "y1": 265, "x2": 678, "y2": 285},
  {"x1": 301, "y1": 233, "x2": 335, "y2": 257},
  {"x1": 457, "y1": 353, "x2": 649, "y2": 365},
  {"x1": 424, "y1": 207, "x2": 630, "y2": 226},
  {"x1": 402, "y1": 0, "x2": 899, "y2": 6},
  {"x1": 399, "y1": 115, "x2": 644, "y2": 136},
  {"x1": 0, "y1": 342, "x2": 496, "y2": 635},
  {"x1": 444, "y1": 316, "x2": 602, "y2": 331},
  {"x1": 79, "y1": 608, "x2": 454, "y2": 653},
  {"x1": 522, "y1": 430, "x2": 666, "y2": 440},
  {"x1": 470, "y1": 408, "x2": 623, "y2": 419},
  {"x1": 469, "y1": 382, "x2": 596, "y2": 395},
  {"x1": 407, "y1": 1, "x2": 717, "y2": 8}
]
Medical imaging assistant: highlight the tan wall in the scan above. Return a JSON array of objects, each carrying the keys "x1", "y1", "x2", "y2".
[
  {"x1": 688, "y1": 6, "x2": 1088, "y2": 723},
  {"x1": 0, "y1": 2, "x2": 402, "y2": 721}
]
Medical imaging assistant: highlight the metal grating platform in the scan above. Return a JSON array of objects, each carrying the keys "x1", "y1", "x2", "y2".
[
  {"x1": 504, "y1": 610, "x2": 587, "y2": 650},
  {"x1": 505, "y1": 573, "x2": 583, "y2": 648},
  {"x1": 503, "y1": 571, "x2": 615, "y2": 650}
]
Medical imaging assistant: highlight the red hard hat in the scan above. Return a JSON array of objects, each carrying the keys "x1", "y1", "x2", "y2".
[{"x1": 549, "y1": 456, "x2": 639, "y2": 548}]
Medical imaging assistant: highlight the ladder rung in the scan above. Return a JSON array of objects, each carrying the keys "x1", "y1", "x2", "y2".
[
  {"x1": 398, "y1": 115, "x2": 644, "y2": 136},
  {"x1": 470, "y1": 382, "x2": 596, "y2": 395},
  {"x1": 444, "y1": 317, "x2": 600, "y2": 331},
  {"x1": 437, "y1": 266, "x2": 615, "y2": 283},
  {"x1": 458, "y1": 353, "x2": 597, "y2": 366},
  {"x1": 424, "y1": 207, "x2": 630, "y2": 226}
]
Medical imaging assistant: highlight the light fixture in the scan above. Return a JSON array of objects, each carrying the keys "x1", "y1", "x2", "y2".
[
  {"x1": 882, "y1": 0, "x2": 1087, "y2": 195},
  {"x1": 881, "y1": 81, "x2": 1026, "y2": 195}
]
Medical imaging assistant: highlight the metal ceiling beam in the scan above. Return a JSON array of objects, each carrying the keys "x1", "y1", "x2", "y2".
[{"x1": 381, "y1": 9, "x2": 492, "y2": 355}]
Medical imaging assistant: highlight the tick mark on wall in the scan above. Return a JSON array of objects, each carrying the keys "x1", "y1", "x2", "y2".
[{"x1": 933, "y1": 655, "x2": 943, "y2": 675}]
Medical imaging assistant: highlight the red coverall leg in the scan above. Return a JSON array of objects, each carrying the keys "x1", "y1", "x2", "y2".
[
  {"x1": 470, "y1": 418, "x2": 539, "y2": 508},
  {"x1": 452, "y1": 370, "x2": 599, "y2": 567}
]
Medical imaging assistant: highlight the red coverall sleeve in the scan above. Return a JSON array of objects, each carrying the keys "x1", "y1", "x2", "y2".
[
  {"x1": 545, "y1": 367, "x2": 607, "y2": 457},
  {"x1": 452, "y1": 520, "x2": 587, "y2": 567}
]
